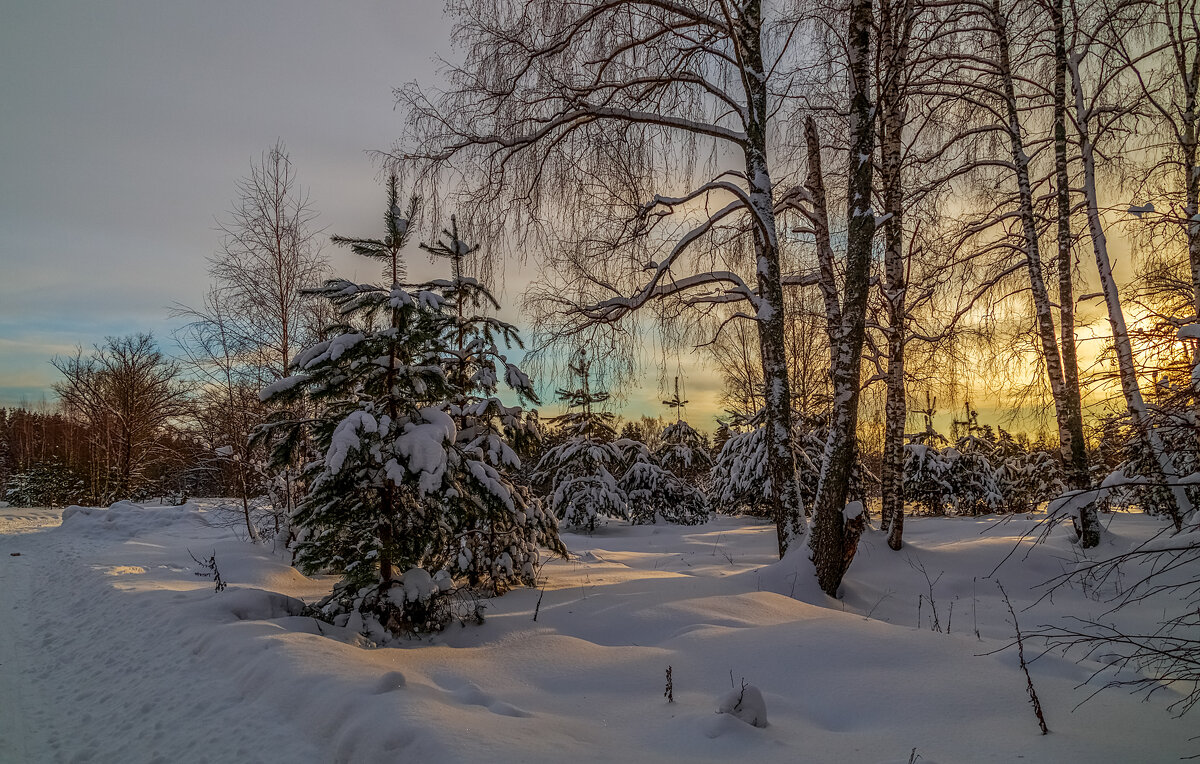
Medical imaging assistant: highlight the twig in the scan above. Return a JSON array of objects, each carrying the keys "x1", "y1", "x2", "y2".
[
  {"x1": 533, "y1": 585, "x2": 546, "y2": 622},
  {"x1": 998, "y1": 581, "x2": 1049, "y2": 735}
]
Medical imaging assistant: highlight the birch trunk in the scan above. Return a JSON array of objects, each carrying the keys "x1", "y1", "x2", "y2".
[
  {"x1": 1182, "y1": 77, "x2": 1200, "y2": 393},
  {"x1": 1177, "y1": 10, "x2": 1200, "y2": 385},
  {"x1": 810, "y1": 0, "x2": 876, "y2": 596},
  {"x1": 992, "y1": 0, "x2": 1089, "y2": 525},
  {"x1": 876, "y1": 0, "x2": 911, "y2": 551},
  {"x1": 741, "y1": 3, "x2": 807, "y2": 555},
  {"x1": 1068, "y1": 54, "x2": 1190, "y2": 529},
  {"x1": 1051, "y1": 0, "x2": 1098, "y2": 547}
]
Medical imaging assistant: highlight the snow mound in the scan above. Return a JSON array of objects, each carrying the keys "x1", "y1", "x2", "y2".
[
  {"x1": 60, "y1": 501, "x2": 207, "y2": 537},
  {"x1": 717, "y1": 682, "x2": 768, "y2": 728},
  {"x1": 203, "y1": 588, "x2": 306, "y2": 622}
]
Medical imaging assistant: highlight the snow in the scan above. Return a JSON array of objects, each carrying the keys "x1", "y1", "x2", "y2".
[
  {"x1": 258, "y1": 373, "x2": 307, "y2": 401},
  {"x1": 393, "y1": 407, "x2": 457, "y2": 495},
  {"x1": 717, "y1": 683, "x2": 768, "y2": 728},
  {"x1": 1, "y1": 503, "x2": 1196, "y2": 762},
  {"x1": 843, "y1": 500, "x2": 864, "y2": 520},
  {"x1": 326, "y1": 410, "x2": 378, "y2": 473}
]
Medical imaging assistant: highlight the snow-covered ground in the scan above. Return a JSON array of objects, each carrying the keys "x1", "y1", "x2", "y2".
[{"x1": 0, "y1": 503, "x2": 1193, "y2": 763}]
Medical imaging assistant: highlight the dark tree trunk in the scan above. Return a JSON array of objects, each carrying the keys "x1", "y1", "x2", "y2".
[
  {"x1": 1050, "y1": 0, "x2": 1098, "y2": 547},
  {"x1": 810, "y1": 0, "x2": 877, "y2": 597},
  {"x1": 877, "y1": 0, "x2": 912, "y2": 552},
  {"x1": 741, "y1": 2, "x2": 806, "y2": 556}
]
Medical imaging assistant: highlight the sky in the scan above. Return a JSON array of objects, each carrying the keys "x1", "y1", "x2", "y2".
[
  {"x1": 0, "y1": 0, "x2": 729, "y2": 426},
  {"x1": 0, "y1": 1, "x2": 437, "y2": 399},
  {"x1": 0, "y1": 0, "x2": 1148, "y2": 435}
]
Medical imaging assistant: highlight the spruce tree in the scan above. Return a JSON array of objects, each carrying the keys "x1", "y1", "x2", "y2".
[
  {"x1": 533, "y1": 348, "x2": 640, "y2": 530},
  {"x1": 655, "y1": 379, "x2": 713, "y2": 481},
  {"x1": 616, "y1": 377, "x2": 709, "y2": 525},
  {"x1": 262, "y1": 186, "x2": 562, "y2": 636}
]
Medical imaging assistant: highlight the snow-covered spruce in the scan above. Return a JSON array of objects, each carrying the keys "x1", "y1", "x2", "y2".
[
  {"x1": 620, "y1": 459, "x2": 708, "y2": 525},
  {"x1": 709, "y1": 412, "x2": 849, "y2": 516},
  {"x1": 533, "y1": 349, "x2": 628, "y2": 531},
  {"x1": 709, "y1": 422, "x2": 771, "y2": 516},
  {"x1": 655, "y1": 418, "x2": 713, "y2": 482},
  {"x1": 533, "y1": 430, "x2": 642, "y2": 531},
  {"x1": 992, "y1": 433, "x2": 1065, "y2": 514},
  {"x1": 941, "y1": 444, "x2": 1003, "y2": 516},
  {"x1": 260, "y1": 194, "x2": 562, "y2": 637},
  {"x1": 904, "y1": 426, "x2": 1060, "y2": 516}
]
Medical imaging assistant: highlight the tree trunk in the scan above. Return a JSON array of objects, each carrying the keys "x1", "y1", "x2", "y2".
[
  {"x1": 742, "y1": 3, "x2": 806, "y2": 556},
  {"x1": 810, "y1": 0, "x2": 876, "y2": 597},
  {"x1": 877, "y1": 0, "x2": 911, "y2": 551},
  {"x1": 993, "y1": 0, "x2": 1090, "y2": 526},
  {"x1": 1051, "y1": 0, "x2": 1098, "y2": 547},
  {"x1": 1068, "y1": 54, "x2": 1190, "y2": 529},
  {"x1": 1181, "y1": 31, "x2": 1200, "y2": 385}
]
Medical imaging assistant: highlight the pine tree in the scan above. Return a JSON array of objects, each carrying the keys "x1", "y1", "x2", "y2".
[{"x1": 261, "y1": 187, "x2": 562, "y2": 637}]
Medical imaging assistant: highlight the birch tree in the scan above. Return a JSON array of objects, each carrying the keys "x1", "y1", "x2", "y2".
[
  {"x1": 943, "y1": 0, "x2": 1102, "y2": 543},
  {"x1": 211, "y1": 141, "x2": 328, "y2": 381},
  {"x1": 397, "y1": 0, "x2": 880, "y2": 593},
  {"x1": 1065, "y1": 0, "x2": 1192, "y2": 527},
  {"x1": 1116, "y1": 1, "x2": 1200, "y2": 366}
]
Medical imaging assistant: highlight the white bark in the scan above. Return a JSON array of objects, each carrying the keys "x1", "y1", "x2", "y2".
[{"x1": 1068, "y1": 52, "x2": 1192, "y2": 527}]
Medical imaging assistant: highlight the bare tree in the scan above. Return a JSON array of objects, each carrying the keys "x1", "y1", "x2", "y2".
[
  {"x1": 1064, "y1": 0, "x2": 1192, "y2": 527},
  {"x1": 210, "y1": 141, "x2": 328, "y2": 380},
  {"x1": 174, "y1": 292, "x2": 270, "y2": 540},
  {"x1": 1115, "y1": 0, "x2": 1200, "y2": 367},
  {"x1": 934, "y1": 0, "x2": 1101, "y2": 542},
  {"x1": 399, "y1": 3, "x2": 809, "y2": 557},
  {"x1": 197, "y1": 141, "x2": 329, "y2": 526},
  {"x1": 396, "y1": 0, "x2": 885, "y2": 594},
  {"x1": 52, "y1": 334, "x2": 189, "y2": 502}
]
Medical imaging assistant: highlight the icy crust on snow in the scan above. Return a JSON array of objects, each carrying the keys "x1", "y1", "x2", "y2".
[{"x1": 4, "y1": 506, "x2": 1198, "y2": 762}]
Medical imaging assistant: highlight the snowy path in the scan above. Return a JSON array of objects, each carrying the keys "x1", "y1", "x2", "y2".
[{"x1": 0, "y1": 509, "x2": 323, "y2": 764}]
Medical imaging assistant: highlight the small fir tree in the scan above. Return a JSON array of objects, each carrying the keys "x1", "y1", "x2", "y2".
[
  {"x1": 620, "y1": 459, "x2": 709, "y2": 524},
  {"x1": 902, "y1": 442, "x2": 951, "y2": 515},
  {"x1": 261, "y1": 187, "x2": 562, "y2": 636},
  {"x1": 655, "y1": 379, "x2": 713, "y2": 481},
  {"x1": 602, "y1": 377, "x2": 710, "y2": 525},
  {"x1": 709, "y1": 411, "x2": 841, "y2": 516},
  {"x1": 993, "y1": 429, "x2": 1065, "y2": 513},
  {"x1": 533, "y1": 348, "x2": 640, "y2": 530},
  {"x1": 709, "y1": 412, "x2": 772, "y2": 516}
]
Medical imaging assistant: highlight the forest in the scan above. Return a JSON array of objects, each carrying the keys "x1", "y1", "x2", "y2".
[{"x1": 2, "y1": 0, "x2": 1199, "y2": 757}]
